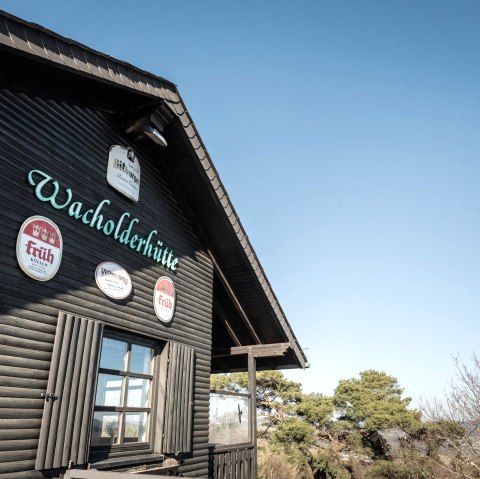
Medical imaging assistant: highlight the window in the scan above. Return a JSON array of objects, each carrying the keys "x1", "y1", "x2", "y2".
[
  {"x1": 91, "y1": 336, "x2": 155, "y2": 447},
  {"x1": 36, "y1": 313, "x2": 195, "y2": 470},
  {"x1": 209, "y1": 391, "x2": 250, "y2": 445}
]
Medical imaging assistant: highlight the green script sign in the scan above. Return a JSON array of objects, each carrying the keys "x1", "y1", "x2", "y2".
[{"x1": 27, "y1": 169, "x2": 179, "y2": 272}]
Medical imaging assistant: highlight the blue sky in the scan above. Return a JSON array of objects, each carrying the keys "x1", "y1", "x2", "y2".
[{"x1": 2, "y1": 0, "x2": 480, "y2": 405}]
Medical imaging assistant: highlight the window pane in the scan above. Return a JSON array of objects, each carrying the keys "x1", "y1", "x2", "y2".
[
  {"x1": 100, "y1": 338, "x2": 127, "y2": 371},
  {"x1": 124, "y1": 413, "x2": 148, "y2": 443},
  {"x1": 126, "y1": 378, "x2": 150, "y2": 407},
  {"x1": 209, "y1": 393, "x2": 249, "y2": 445},
  {"x1": 91, "y1": 412, "x2": 120, "y2": 446},
  {"x1": 130, "y1": 344, "x2": 153, "y2": 374},
  {"x1": 96, "y1": 374, "x2": 123, "y2": 406}
]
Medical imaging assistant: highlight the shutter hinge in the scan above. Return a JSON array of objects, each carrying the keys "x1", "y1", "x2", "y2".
[{"x1": 41, "y1": 392, "x2": 58, "y2": 402}]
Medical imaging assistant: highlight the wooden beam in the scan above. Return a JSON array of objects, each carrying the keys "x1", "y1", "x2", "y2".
[
  {"x1": 214, "y1": 302, "x2": 241, "y2": 346},
  {"x1": 212, "y1": 342, "x2": 290, "y2": 359},
  {"x1": 208, "y1": 251, "x2": 261, "y2": 345}
]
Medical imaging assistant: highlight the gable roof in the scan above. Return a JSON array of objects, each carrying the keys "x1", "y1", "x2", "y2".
[{"x1": 0, "y1": 10, "x2": 307, "y2": 369}]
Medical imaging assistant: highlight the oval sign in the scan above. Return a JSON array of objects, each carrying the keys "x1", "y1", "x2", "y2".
[
  {"x1": 16, "y1": 215, "x2": 63, "y2": 281},
  {"x1": 107, "y1": 145, "x2": 141, "y2": 202},
  {"x1": 154, "y1": 276, "x2": 176, "y2": 323},
  {"x1": 95, "y1": 262, "x2": 132, "y2": 300}
]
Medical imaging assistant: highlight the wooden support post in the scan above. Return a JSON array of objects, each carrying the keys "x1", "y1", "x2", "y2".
[{"x1": 248, "y1": 353, "x2": 257, "y2": 479}]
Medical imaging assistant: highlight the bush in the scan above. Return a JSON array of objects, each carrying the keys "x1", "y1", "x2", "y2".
[
  {"x1": 258, "y1": 438, "x2": 306, "y2": 479},
  {"x1": 365, "y1": 460, "x2": 416, "y2": 479},
  {"x1": 272, "y1": 417, "x2": 315, "y2": 448},
  {"x1": 258, "y1": 449, "x2": 302, "y2": 479},
  {"x1": 310, "y1": 451, "x2": 350, "y2": 479}
]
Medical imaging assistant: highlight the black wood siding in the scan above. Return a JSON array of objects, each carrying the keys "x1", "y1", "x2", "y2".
[{"x1": 0, "y1": 89, "x2": 213, "y2": 478}]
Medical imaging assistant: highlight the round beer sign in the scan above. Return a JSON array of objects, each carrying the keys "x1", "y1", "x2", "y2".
[
  {"x1": 16, "y1": 216, "x2": 63, "y2": 281},
  {"x1": 153, "y1": 276, "x2": 176, "y2": 323},
  {"x1": 95, "y1": 262, "x2": 132, "y2": 300}
]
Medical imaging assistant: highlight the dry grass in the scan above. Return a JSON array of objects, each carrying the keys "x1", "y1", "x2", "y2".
[{"x1": 257, "y1": 439, "x2": 303, "y2": 479}]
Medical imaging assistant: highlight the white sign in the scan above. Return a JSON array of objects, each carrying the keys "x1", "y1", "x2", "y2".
[
  {"x1": 95, "y1": 262, "x2": 132, "y2": 300},
  {"x1": 16, "y1": 216, "x2": 63, "y2": 281},
  {"x1": 153, "y1": 276, "x2": 176, "y2": 323},
  {"x1": 107, "y1": 145, "x2": 141, "y2": 202}
]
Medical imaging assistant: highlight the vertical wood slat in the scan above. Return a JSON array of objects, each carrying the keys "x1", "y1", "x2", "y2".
[
  {"x1": 42, "y1": 315, "x2": 75, "y2": 468},
  {"x1": 247, "y1": 354, "x2": 257, "y2": 478},
  {"x1": 72, "y1": 320, "x2": 95, "y2": 462},
  {"x1": 187, "y1": 350, "x2": 195, "y2": 452},
  {"x1": 185, "y1": 346, "x2": 194, "y2": 452},
  {"x1": 78, "y1": 321, "x2": 103, "y2": 462},
  {"x1": 219, "y1": 454, "x2": 224, "y2": 479},
  {"x1": 53, "y1": 316, "x2": 80, "y2": 467},
  {"x1": 209, "y1": 446, "x2": 255, "y2": 479},
  {"x1": 174, "y1": 343, "x2": 184, "y2": 452},
  {"x1": 61, "y1": 318, "x2": 87, "y2": 466},
  {"x1": 153, "y1": 344, "x2": 169, "y2": 454},
  {"x1": 180, "y1": 343, "x2": 189, "y2": 452},
  {"x1": 187, "y1": 346, "x2": 194, "y2": 452},
  {"x1": 34, "y1": 315, "x2": 67, "y2": 469},
  {"x1": 162, "y1": 342, "x2": 195, "y2": 454},
  {"x1": 35, "y1": 313, "x2": 103, "y2": 470},
  {"x1": 164, "y1": 342, "x2": 176, "y2": 452}
]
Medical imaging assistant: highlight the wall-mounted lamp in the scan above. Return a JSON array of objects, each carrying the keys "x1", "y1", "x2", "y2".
[{"x1": 142, "y1": 125, "x2": 168, "y2": 147}]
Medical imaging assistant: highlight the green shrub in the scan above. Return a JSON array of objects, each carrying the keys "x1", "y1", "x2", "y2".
[
  {"x1": 365, "y1": 460, "x2": 415, "y2": 479},
  {"x1": 310, "y1": 451, "x2": 350, "y2": 479}
]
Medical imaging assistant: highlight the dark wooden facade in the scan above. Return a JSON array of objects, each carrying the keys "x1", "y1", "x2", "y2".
[
  {"x1": 0, "y1": 10, "x2": 306, "y2": 479},
  {"x1": 0, "y1": 88, "x2": 213, "y2": 477}
]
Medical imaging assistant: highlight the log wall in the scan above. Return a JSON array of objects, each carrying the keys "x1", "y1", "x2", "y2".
[{"x1": 0, "y1": 89, "x2": 213, "y2": 478}]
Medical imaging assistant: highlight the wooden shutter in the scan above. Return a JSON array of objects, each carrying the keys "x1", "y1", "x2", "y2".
[
  {"x1": 162, "y1": 342, "x2": 195, "y2": 454},
  {"x1": 35, "y1": 312, "x2": 104, "y2": 470}
]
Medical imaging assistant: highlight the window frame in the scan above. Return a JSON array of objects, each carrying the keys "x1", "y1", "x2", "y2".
[
  {"x1": 90, "y1": 330, "x2": 161, "y2": 456},
  {"x1": 209, "y1": 389, "x2": 252, "y2": 448}
]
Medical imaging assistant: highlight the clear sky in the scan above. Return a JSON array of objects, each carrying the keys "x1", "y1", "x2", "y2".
[{"x1": 2, "y1": 0, "x2": 480, "y2": 406}]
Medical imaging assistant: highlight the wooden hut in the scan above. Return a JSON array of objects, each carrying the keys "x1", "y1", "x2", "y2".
[{"x1": 0, "y1": 10, "x2": 306, "y2": 479}]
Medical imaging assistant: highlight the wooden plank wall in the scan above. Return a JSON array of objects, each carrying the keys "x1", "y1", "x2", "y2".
[
  {"x1": 209, "y1": 446, "x2": 255, "y2": 479},
  {"x1": 0, "y1": 89, "x2": 213, "y2": 478}
]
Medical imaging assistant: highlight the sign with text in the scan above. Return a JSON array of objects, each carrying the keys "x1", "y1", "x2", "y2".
[
  {"x1": 27, "y1": 169, "x2": 179, "y2": 272},
  {"x1": 153, "y1": 276, "x2": 176, "y2": 323},
  {"x1": 107, "y1": 145, "x2": 141, "y2": 202},
  {"x1": 95, "y1": 261, "x2": 132, "y2": 300},
  {"x1": 16, "y1": 215, "x2": 63, "y2": 281}
]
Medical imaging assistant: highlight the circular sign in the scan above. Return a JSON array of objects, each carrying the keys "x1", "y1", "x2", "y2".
[
  {"x1": 153, "y1": 276, "x2": 176, "y2": 323},
  {"x1": 16, "y1": 216, "x2": 63, "y2": 281},
  {"x1": 95, "y1": 262, "x2": 132, "y2": 300}
]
